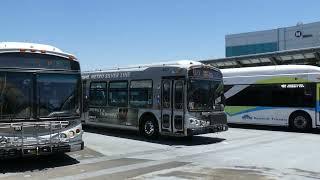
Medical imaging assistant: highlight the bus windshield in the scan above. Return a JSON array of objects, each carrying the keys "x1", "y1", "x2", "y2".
[
  {"x1": 38, "y1": 74, "x2": 81, "y2": 118},
  {"x1": 0, "y1": 72, "x2": 33, "y2": 119},
  {"x1": 188, "y1": 79, "x2": 223, "y2": 111}
]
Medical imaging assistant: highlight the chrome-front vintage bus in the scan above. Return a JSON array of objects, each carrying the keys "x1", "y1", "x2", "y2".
[
  {"x1": 82, "y1": 60, "x2": 228, "y2": 138},
  {"x1": 222, "y1": 65, "x2": 320, "y2": 131},
  {"x1": 0, "y1": 42, "x2": 83, "y2": 158}
]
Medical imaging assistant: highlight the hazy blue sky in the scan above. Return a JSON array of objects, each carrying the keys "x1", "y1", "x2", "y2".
[{"x1": 1, "y1": 0, "x2": 320, "y2": 70}]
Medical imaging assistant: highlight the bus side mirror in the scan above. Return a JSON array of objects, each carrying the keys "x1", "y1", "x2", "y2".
[
  {"x1": 220, "y1": 104, "x2": 224, "y2": 111},
  {"x1": 221, "y1": 94, "x2": 226, "y2": 106}
]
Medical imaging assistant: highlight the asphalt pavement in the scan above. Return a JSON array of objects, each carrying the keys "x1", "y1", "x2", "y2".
[{"x1": 0, "y1": 125, "x2": 320, "y2": 180}]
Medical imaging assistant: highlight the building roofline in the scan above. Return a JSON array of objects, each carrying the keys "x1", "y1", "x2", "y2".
[
  {"x1": 226, "y1": 21, "x2": 320, "y2": 38},
  {"x1": 201, "y1": 46, "x2": 320, "y2": 69}
]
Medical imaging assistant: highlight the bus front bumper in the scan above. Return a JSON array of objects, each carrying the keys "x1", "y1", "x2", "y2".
[
  {"x1": 0, "y1": 140, "x2": 84, "y2": 159},
  {"x1": 187, "y1": 124, "x2": 228, "y2": 136}
]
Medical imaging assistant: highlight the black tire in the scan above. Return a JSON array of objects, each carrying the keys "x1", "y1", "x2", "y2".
[
  {"x1": 140, "y1": 115, "x2": 159, "y2": 139},
  {"x1": 289, "y1": 112, "x2": 311, "y2": 132}
]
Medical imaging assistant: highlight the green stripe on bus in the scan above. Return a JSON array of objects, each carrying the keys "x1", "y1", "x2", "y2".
[
  {"x1": 225, "y1": 106, "x2": 257, "y2": 116},
  {"x1": 317, "y1": 83, "x2": 320, "y2": 101},
  {"x1": 255, "y1": 77, "x2": 309, "y2": 84}
]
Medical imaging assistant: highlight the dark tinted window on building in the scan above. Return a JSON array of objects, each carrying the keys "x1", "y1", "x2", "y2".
[{"x1": 226, "y1": 42, "x2": 278, "y2": 57}]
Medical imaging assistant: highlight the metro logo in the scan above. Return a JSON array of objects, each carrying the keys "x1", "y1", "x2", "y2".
[{"x1": 242, "y1": 115, "x2": 253, "y2": 120}]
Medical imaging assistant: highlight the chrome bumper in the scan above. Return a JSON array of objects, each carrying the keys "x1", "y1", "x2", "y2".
[
  {"x1": 187, "y1": 124, "x2": 228, "y2": 136},
  {"x1": 0, "y1": 141, "x2": 84, "y2": 159},
  {"x1": 0, "y1": 121, "x2": 83, "y2": 159}
]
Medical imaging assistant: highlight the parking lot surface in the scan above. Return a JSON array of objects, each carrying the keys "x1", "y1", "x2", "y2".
[{"x1": 1, "y1": 126, "x2": 320, "y2": 180}]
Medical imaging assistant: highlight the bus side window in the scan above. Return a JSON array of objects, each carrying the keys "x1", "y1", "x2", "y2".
[
  {"x1": 129, "y1": 80, "x2": 153, "y2": 108},
  {"x1": 89, "y1": 82, "x2": 107, "y2": 106},
  {"x1": 225, "y1": 85, "x2": 271, "y2": 106},
  {"x1": 302, "y1": 84, "x2": 316, "y2": 107},
  {"x1": 109, "y1": 81, "x2": 128, "y2": 107}
]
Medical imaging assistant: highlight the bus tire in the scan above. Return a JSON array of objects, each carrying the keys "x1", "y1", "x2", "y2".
[
  {"x1": 289, "y1": 111, "x2": 311, "y2": 132},
  {"x1": 140, "y1": 114, "x2": 159, "y2": 139}
]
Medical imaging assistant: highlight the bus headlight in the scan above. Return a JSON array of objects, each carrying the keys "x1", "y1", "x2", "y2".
[
  {"x1": 76, "y1": 128, "x2": 81, "y2": 134},
  {"x1": 57, "y1": 123, "x2": 83, "y2": 139},
  {"x1": 189, "y1": 118, "x2": 210, "y2": 127},
  {"x1": 189, "y1": 118, "x2": 196, "y2": 124},
  {"x1": 0, "y1": 136, "x2": 7, "y2": 144},
  {"x1": 189, "y1": 118, "x2": 199, "y2": 125},
  {"x1": 189, "y1": 118, "x2": 200, "y2": 126},
  {"x1": 68, "y1": 130, "x2": 76, "y2": 138},
  {"x1": 59, "y1": 133, "x2": 68, "y2": 139},
  {"x1": 58, "y1": 130, "x2": 79, "y2": 139}
]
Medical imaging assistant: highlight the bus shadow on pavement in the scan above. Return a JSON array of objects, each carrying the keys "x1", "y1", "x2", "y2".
[
  {"x1": 0, "y1": 153, "x2": 79, "y2": 174},
  {"x1": 83, "y1": 125, "x2": 226, "y2": 146},
  {"x1": 229, "y1": 123, "x2": 320, "y2": 134}
]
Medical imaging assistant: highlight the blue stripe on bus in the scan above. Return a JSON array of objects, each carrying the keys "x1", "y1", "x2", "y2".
[
  {"x1": 226, "y1": 106, "x2": 316, "y2": 117},
  {"x1": 316, "y1": 101, "x2": 320, "y2": 112}
]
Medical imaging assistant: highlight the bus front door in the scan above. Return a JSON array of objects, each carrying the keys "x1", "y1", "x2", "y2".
[
  {"x1": 81, "y1": 80, "x2": 88, "y2": 123},
  {"x1": 161, "y1": 79, "x2": 185, "y2": 134}
]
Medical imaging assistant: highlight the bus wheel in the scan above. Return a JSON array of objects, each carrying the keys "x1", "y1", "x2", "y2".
[
  {"x1": 140, "y1": 116, "x2": 159, "y2": 139},
  {"x1": 289, "y1": 112, "x2": 311, "y2": 131}
]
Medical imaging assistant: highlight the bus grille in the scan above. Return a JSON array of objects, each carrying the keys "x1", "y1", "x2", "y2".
[
  {"x1": 201, "y1": 113, "x2": 227, "y2": 125},
  {"x1": 52, "y1": 145, "x2": 70, "y2": 153},
  {"x1": 0, "y1": 121, "x2": 69, "y2": 148}
]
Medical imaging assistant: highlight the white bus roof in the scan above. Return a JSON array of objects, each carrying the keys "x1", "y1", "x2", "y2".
[
  {"x1": 0, "y1": 42, "x2": 76, "y2": 60},
  {"x1": 83, "y1": 60, "x2": 205, "y2": 73},
  {"x1": 222, "y1": 65, "x2": 320, "y2": 77}
]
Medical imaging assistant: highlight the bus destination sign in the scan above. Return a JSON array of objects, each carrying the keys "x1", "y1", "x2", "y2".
[{"x1": 188, "y1": 68, "x2": 221, "y2": 79}]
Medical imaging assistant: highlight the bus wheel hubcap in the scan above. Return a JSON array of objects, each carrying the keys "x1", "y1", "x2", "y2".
[
  {"x1": 294, "y1": 116, "x2": 307, "y2": 129},
  {"x1": 144, "y1": 121, "x2": 154, "y2": 135}
]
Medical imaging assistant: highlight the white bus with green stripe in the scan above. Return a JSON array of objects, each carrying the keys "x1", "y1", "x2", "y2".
[{"x1": 221, "y1": 65, "x2": 320, "y2": 131}]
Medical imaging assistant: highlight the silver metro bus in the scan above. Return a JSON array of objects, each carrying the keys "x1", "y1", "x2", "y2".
[
  {"x1": 0, "y1": 42, "x2": 83, "y2": 158},
  {"x1": 222, "y1": 65, "x2": 320, "y2": 131},
  {"x1": 82, "y1": 61, "x2": 228, "y2": 138}
]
